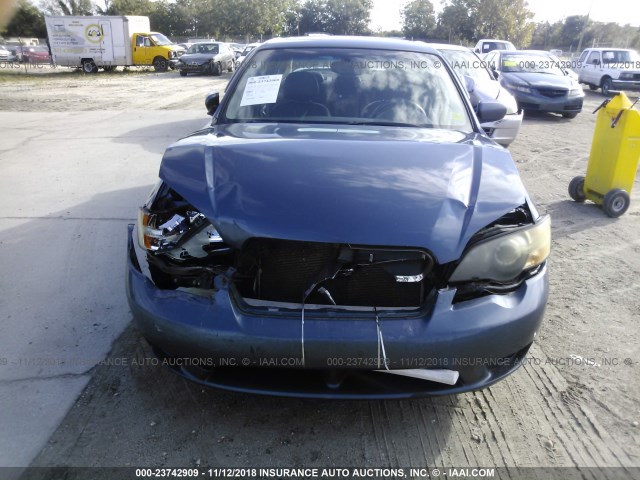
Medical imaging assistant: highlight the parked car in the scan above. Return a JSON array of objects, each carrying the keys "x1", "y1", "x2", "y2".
[
  {"x1": 176, "y1": 42, "x2": 235, "y2": 76},
  {"x1": 433, "y1": 43, "x2": 522, "y2": 147},
  {"x1": 474, "y1": 39, "x2": 516, "y2": 56},
  {"x1": 229, "y1": 43, "x2": 245, "y2": 59},
  {"x1": 235, "y1": 42, "x2": 260, "y2": 66},
  {"x1": 17, "y1": 45, "x2": 51, "y2": 64},
  {"x1": 0, "y1": 44, "x2": 12, "y2": 62},
  {"x1": 484, "y1": 49, "x2": 584, "y2": 118},
  {"x1": 127, "y1": 36, "x2": 550, "y2": 398},
  {"x1": 577, "y1": 48, "x2": 640, "y2": 95}
]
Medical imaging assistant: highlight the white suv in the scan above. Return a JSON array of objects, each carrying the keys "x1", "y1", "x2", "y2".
[
  {"x1": 473, "y1": 39, "x2": 516, "y2": 57},
  {"x1": 577, "y1": 48, "x2": 640, "y2": 95}
]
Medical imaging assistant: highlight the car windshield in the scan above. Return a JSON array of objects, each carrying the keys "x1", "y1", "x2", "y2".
[
  {"x1": 150, "y1": 33, "x2": 173, "y2": 46},
  {"x1": 221, "y1": 47, "x2": 472, "y2": 131},
  {"x1": 439, "y1": 49, "x2": 493, "y2": 81},
  {"x1": 501, "y1": 53, "x2": 563, "y2": 75},
  {"x1": 188, "y1": 43, "x2": 219, "y2": 54},
  {"x1": 601, "y1": 50, "x2": 640, "y2": 63}
]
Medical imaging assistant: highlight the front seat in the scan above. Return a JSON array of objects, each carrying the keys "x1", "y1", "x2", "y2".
[{"x1": 270, "y1": 71, "x2": 330, "y2": 119}]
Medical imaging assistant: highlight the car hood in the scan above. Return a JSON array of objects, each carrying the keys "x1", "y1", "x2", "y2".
[
  {"x1": 180, "y1": 53, "x2": 217, "y2": 63},
  {"x1": 501, "y1": 71, "x2": 574, "y2": 89},
  {"x1": 159, "y1": 124, "x2": 528, "y2": 263}
]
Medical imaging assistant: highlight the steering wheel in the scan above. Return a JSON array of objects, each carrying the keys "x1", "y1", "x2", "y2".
[{"x1": 361, "y1": 99, "x2": 431, "y2": 125}]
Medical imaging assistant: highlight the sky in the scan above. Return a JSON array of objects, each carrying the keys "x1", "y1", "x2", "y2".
[{"x1": 369, "y1": 0, "x2": 640, "y2": 32}]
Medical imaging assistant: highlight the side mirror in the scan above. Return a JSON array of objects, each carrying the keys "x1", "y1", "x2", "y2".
[
  {"x1": 205, "y1": 92, "x2": 220, "y2": 116},
  {"x1": 477, "y1": 101, "x2": 507, "y2": 123},
  {"x1": 492, "y1": 68, "x2": 500, "y2": 80},
  {"x1": 474, "y1": 48, "x2": 480, "y2": 53}
]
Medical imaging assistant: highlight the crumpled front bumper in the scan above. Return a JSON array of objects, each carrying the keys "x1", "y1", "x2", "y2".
[{"x1": 126, "y1": 225, "x2": 549, "y2": 398}]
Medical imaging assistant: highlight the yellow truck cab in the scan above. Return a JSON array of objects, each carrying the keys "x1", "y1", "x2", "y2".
[{"x1": 131, "y1": 32, "x2": 182, "y2": 71}]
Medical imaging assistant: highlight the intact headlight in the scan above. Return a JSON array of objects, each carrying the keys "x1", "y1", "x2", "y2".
[
  {"x1": 450, "y1": 215, "x2": 550, "y2": 283},
  {"x1": 505, "y1": 82, "x2": 532, "y2": 94}
]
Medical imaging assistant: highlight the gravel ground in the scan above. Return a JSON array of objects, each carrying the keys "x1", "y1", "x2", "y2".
[{"x1": 1, "y1": 66, "x2": 639, "y2": 475}]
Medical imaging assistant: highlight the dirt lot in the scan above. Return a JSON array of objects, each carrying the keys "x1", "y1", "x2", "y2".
[{"x1": 1, "y1": 66, "x2": 639, "y2": 476}]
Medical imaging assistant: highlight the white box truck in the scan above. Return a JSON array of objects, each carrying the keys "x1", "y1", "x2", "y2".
[{"x1": 44, "y1": 15, "x2": 184, "y2": 73}]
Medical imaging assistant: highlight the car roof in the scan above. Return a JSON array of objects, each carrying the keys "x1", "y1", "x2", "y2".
[
  {"x1": 260, "y1": 35, "x2": 440, "y2": 55},
  {"x1": 584, "y1": 47, "x2": 635, "y2": 51},
  {"x1": 424, "y1": 43, "x2": 472, "y2": 52},
  {"x1": 477, "y1": 39, "x2": 513, "y2": 43}
]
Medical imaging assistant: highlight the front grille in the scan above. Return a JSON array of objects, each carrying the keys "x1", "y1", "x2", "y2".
[
  {"x1": 235, "y1": 239, "x2": 434, "y2": 308},
  {"x1": 537, "y1": 89, "x2": 567, "y2": 98}
]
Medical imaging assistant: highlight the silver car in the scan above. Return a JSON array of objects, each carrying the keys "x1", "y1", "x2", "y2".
[
  {"x1": 433, "y1": 43, "x2": 523, "y2": 147},
  {"x1": 177, "y1": 42, "x2": 235, "y2": 76}
]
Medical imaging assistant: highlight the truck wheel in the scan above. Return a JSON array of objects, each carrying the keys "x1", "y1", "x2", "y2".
[
  {"x1": 153, "y1": 57, "x2": 168, "y2": 72},
  {"x1": 179, "y1": 70, "x2": 187, "y2": 77},
  {"x1": 568, "y1": 176, "x2": 586, "y2": 202},
  {"x1": 601, "y1": 77, "x2": 613, "y2": 96},
  {"x1": 603, "y1": 189, "x2": 630, "y2": 217},
  {"x1": 81, "y1": 59, "x2": 98, "y2": 74}
]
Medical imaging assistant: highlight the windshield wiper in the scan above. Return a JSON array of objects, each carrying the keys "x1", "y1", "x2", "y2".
[{"x1": 345, "y1": 120, "x2": 429, "y2": 128}]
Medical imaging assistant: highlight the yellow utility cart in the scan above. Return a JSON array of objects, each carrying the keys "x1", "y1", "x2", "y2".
[{"x1": 569, "y1": 91, "x2": 640, "y2": 217}]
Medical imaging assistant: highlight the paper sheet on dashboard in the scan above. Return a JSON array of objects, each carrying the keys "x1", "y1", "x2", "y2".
[{"x1": 240, "y1": 75, "x2": 283, "y2": 106}]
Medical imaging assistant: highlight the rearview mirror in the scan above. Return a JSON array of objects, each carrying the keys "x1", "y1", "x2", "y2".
[
  {"x1": 205, "y1": 92, "x2": 220, "y2": 116},
  {"x1": 477, "y1": 101, "x2": 507, "y2": 123}
]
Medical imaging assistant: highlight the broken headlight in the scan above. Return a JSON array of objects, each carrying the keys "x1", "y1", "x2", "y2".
[
  {"x1": 137, "y1": 181, "x2": 223, "y2": 254},
  {"x1": 450, "y1": 215, "x2": 550, "y2": 283}
]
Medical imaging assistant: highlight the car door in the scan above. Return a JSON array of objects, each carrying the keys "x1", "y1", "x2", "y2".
[
  {"x1": 132, "y1": 34, "x2": 152, "y2": 65},
  {"x1": 584, "y1": 50, "x2": 601, "y2": 84}
]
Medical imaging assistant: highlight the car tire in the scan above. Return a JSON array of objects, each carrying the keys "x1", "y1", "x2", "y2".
[
  {"x1": 179, "y1": 69, "x2": 187, "y2": 77},
  {"x1": 562, "y1": 112, "x2": 579, "y2": 119},
  {"x1": 81, "y1": 59, "x2": 98, "y2": 74},
  {"x1": 601, "y1": 77, "x2": 613, "y2": 96},
  {"x1": 568, "y1": 176, "x2": 586, "y2": 203},
  {"x1": 589, "y1": 84, "x2": 598, "y2": 91},
  {"x1": 212, "y1": 61, "x2": 221, "y2": 76},
  {"x1": 228, "y1": 61, "x2": 234, "y2": 73},
  {"x1": 153, "y1": 57, "x2": 168, "y2": 72},
  {"x1": 602, "y1": 189, "x2": 630, "y2": 218}
]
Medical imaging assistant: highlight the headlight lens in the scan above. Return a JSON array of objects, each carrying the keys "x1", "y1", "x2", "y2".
[
  {"x1": 138, "y1": 208, "x2": 198, "y2": 251},
  {"x1": 450, "y1": 215, "x2": 551, "y2": 283},
  {"x1": 569, "y1": 88, "x2": 583, "y2": 96},
  {"x1": 505, "y1": 82, "x2": 532, "y2": 94}
]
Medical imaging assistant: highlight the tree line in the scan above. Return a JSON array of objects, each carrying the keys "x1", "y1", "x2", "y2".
[{"x1": 2, "y1": 0, "x2": 639, "y2": 52}]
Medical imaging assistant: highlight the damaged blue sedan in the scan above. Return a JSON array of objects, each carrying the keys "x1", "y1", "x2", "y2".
[{"x1": 126, "y1": 36, "x2": 550, "y2": 398}]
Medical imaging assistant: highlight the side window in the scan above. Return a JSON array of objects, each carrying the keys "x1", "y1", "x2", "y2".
[
  {"x1": 578, "y1": 51, "x2": 588, "y2": 64},
  {"x1": 136, "y1": 36, "x2": 144, "y2": 47},
  {"x1": 587, "y1": 51, "x2": 600, "y2": 65},
  {"x1": 144, "y1": 37, "x2": 151, "y2": 47}
]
